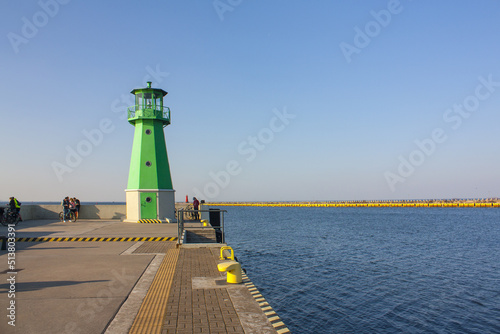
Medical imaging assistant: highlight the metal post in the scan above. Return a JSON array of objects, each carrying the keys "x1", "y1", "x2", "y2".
[
  {"x1": 177, "y1": 209, "x2": 183, "y2": 245},
  {"x1": 221, "y1": 211, "x2": 225, "y2": 244}
]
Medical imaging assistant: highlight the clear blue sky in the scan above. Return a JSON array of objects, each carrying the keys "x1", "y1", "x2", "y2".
[{"x1": 1, "y1": 0, "x2": 500, "y2": 202}]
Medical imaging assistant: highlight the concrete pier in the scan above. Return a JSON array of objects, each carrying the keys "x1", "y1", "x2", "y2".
[{"x1": 0, "y1": 219, "x2": 289, "y2": 333}]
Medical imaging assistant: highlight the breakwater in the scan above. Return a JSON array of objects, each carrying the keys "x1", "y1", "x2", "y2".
[
  {"x1": 13, "y1": 200, "x2": 500, "y2": 221},
  {"x1": 207, "y1": 199, "x2": 500, "y2": 208}
]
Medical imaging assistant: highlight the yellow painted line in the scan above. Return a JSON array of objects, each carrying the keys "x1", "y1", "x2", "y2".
[
  {"x1": 16, "y1": 237, "x2": 178, "y2": 242},
  {"x1": 129, "y1": 248, "x2": 180, "y2": 334},
  {"x1": 138, "y1": 219, "x2": 163, "y2": 224},
  {"x1": 241, "y1": 272, "x2": 291, "y2": 333},
  {"x1": 272, "y1": 321, "x2": 286, "y2": 327},
  {"x1": 268, "y1": 315, "x2": 280, "y2": 322}
]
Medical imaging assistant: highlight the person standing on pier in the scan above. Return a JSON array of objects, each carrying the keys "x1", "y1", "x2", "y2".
[
  {"x1": 74, "y1": 197, "x2": 80, "y2": 219},
  {"x1": 61, "y1": 196, "x2": 71, "y2": 222},
  {"x1": 193, "y1": 197, "x2": 200, "y2": 220},
  {"x1": 69, "y1": 198, "x2": 77, "y2": 220}
]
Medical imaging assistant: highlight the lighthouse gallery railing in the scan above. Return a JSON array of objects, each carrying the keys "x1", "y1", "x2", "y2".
[{"x1": 127, "y1": 105, "x2": 170, "y2": 121}]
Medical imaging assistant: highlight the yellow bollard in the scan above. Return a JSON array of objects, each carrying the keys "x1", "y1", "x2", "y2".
[
  {"x1": 218, "y1": 261, "x2": 242, "y2": 284},
  {"x1": 219, "y1": 246, "x2": 235, "y2": 260}
]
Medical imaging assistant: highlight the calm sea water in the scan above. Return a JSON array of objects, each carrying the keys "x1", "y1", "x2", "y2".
[{"x1": 223, "y1": 207, "x2": 500, "y2": 334}]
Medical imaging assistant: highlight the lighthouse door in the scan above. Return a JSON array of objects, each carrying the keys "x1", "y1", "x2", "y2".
[{"x1": 140, "y1": 192, "x2": 157, "y2": 219}]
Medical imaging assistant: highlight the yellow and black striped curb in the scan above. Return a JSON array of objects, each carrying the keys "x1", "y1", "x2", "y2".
[
  {"x1": 242, "y1": 272, "x2": 291, "y2": 334},
  {"x1": 15, "y1": 237, "x2": 177, "y2": 242},
  {"x1": 138, "y1": 219, "x2": 163, "y2": 224}
]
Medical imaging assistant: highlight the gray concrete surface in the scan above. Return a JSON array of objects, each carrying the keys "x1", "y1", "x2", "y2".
[
  {"x1": 0, "y1": 219, "x2": 178, "y2": 334},
  {"x1": 12, "y1": 219, "x2": 178, "y2": 238}
]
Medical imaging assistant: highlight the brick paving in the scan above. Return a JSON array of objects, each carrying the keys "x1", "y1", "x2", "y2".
[
  {"x1": 162, "y1": 247, "x2": 245, "y2": 334},
  {"x1": 134, "y1": 241, "x2": 177, "y2": 254}
]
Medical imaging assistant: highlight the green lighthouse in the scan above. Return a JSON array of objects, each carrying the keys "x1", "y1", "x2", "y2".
[{"x1": 125, "y1": 81, "x2": 175, "y2": 222}]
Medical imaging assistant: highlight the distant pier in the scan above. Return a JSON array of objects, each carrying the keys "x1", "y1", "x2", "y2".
[{"x1": 207, "y1": 198, "x2": 500, "y2": 208}]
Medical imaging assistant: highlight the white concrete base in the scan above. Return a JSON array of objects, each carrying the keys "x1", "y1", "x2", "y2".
[
  {"x1": 158, "y1": 189, "x2": 176, "y2": 221},
  {"x1": 125, "y1": 189, "x2": 176, "y2": 222},
  {"x1": 125, "y1": 191, "x2": 140, "y2": 222}
]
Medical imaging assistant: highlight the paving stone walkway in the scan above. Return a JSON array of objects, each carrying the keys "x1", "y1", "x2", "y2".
[{"x1": 162, "y1": 247, "x2": 245, "y2": 334}]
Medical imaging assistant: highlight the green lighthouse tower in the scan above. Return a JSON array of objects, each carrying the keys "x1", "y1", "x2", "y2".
[{"x1": 125, "y1": 82, "x2": 175, "y2": 222}]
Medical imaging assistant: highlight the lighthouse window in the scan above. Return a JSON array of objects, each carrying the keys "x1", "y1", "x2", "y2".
[
  {"x1": 145, "y1": 161, "x2": 152, "y2": 167},
  {"x1": 135, "y1": 93, "x2": 142, "y2": 109},
  {"x1": 144, "y1": 93, "x2": 152, "y2": 107},
  {"x1": 145, "y1": 129, "x2": 152, "y2": 135},
  {"x1": 145, "y1": 197, "x2": 152, "y2": 203},
  {"x1": 153, "y1": 93, "x2": 161, "y2": 109}
]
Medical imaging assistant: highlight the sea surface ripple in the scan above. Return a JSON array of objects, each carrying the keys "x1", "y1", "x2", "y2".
[{"x1": 224, "y1": 207, "x2": 500, "y2": 333}]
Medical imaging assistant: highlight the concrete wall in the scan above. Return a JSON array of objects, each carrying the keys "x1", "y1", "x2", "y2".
[
  {"x1": 19, "y1": 205, "x2": 126, "y2": 220},
  {"x1": 18, "y1": 203, "x2": 191, "y2": 220}
]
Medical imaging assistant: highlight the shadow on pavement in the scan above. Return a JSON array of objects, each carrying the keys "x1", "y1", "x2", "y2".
[{"x1": 0, "y1": 279, "x2": 109, "y2": 293}]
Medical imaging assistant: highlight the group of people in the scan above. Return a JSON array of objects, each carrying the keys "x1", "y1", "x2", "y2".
[{"x1": 61, "y1": 196, "x2": 80, "y2": 222}]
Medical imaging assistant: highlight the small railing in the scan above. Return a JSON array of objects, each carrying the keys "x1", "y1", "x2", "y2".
[
  {"x1": 127, "y1": 105, "x2": 170, "y2": 122},
  {"x1": 177, "y1": 209, "x2": 226, "y2": 245}
]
